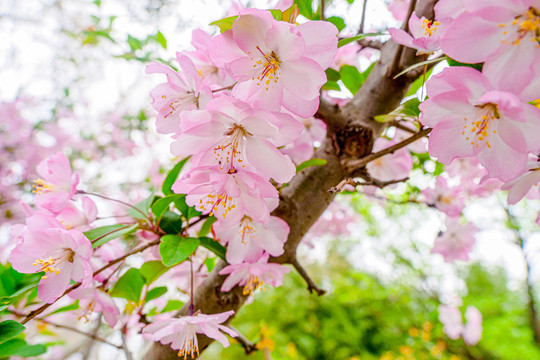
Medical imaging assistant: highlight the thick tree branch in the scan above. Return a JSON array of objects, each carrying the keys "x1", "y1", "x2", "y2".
[{"x1": 146, "y1": 1, "x2": 439, "y2": 358}]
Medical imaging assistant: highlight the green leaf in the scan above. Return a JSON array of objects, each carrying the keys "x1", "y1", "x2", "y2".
[
  {"x1": 204, "y1": 257, "x2": 216, "y2": 272},
  {"x1": 393, "y1": 57, "x2": 446, "y2": 79},
  {"x1": 268, "y1": 9, "x2": 283, "y2": 21},
  {"x1": 296, "y1": 158, "x2": 327, "y2": 173},
  {"x1": 338, "y1": 32, "x2": 385, "y2": 48},
  {"x1": 447, "y1": 58, "x2": 483, "y2": 71},
  {"x1": 128, "y1": 193, "x2": 154, "y2": 220},
  {"x1": 86, "y1": 224, "x2": 138, "y2": 248},
  {"x1": 127, "y1": 34, "x2": 142, "y2": 51},
  {"x1": 151, "y1": 194, "x2": 186, "y2": 219},
  {"x1": 161, "y1": 299, "x2": 184, "y2": 313},
  {"x1": 0, "y1": 321, "x2": 25, "y2": 344},
  {"x1": 282, "y1": 4, "x2": 299, "y2": 22},
  {"x1": 199, "y1": 237, "x2": 227, "y2": 261},
  {"x1": 321, "y1": 81, "x2": 341, "y2": 91},
  {"x1": 294, "y1": 0, "x2": 314, "y2": 19},
  {"x1": 209, "y1": 16, "x2": 238, "y2": 33},
  {"x1": 156, "y1": 30, "x2": 167, "y2": 49},
  {"x1": 326, "y1": 16, "x2": 345, "y2": 32},
  {"x1": 0, "y1": 339, "x2": 46, "y2": 357},
  {"x1": 401, "y1": 98, "x2": 421, "y2": 117},
  {"x1": 0, "y1": 283, "x2": 39, "y2": 312},
  {"x1": 159, "y1": 211, "x2": 184, "y2": 234},
  {"x1": 140, "y1": 261, "x2": 169, "y2": 285},
  {"x1": 159, "y1": 236, "x2": 200, "y2": 267},
  {"x1": 198, "y1": 216, "x2": 217, "y2": 237},
  {"x1": 50, "y1": 300, "x2": 79, "y2": 315},
  {"x1": 162, "y1": 157, "x2": 189, "y2": 195},
  {"x1": 405, "y1": 67, "x2": 434, "y2": 97},
  {"x1": 110, "y1": 268, "x2": 145, "y2": 302},
  {"x1": 325, "y1": 68, "x2": 341, "y2": 82},
  {"x1": 146, "y1": 286, "x2": 167, "y2": 302},
  {"x1": 340, "y1": 65, "x2": 363, "y2": 95}
]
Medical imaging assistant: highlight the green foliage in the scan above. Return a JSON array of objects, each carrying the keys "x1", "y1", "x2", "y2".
[
  {"x1": 85, "y1": 223, "x2": 138, "y2": 248},
  {"x1": 146, "y1": 286, "x2": 168, "y2": 302},
  {"x1": 198, "y1": 216, "x2": 217, "y2": 237},
  {"x1": 294, "y1": 0, "x2": 315, "y2": 20},
  {"x1": 139, "y1": 261, "x2": 169, "y2": 285},
  {"x1": 151, "y1": 194, "x2": 186, "y2": 219},
  {"x1": 159, "y1": 211, "x2": 184, "y2": 234},
  {"x1": 128, "y1": 193, "x2": 155, "y2": 220},
  {"x1": 296, "y1": 158, "x2": 328, "y2": 173},
  {"x1": 0, "y1": 265, "x2": 41, "y2": 312},
  {"x1": 0, "y1": 339, "x2": 46, "y2": 358},
  {"x1": 339, "y1": 63, "x2": 374, "y2": 95},
  {"x1": 0, "y1": 320, "x2": 25, "y2": 344},
  {"x1": 326, "y1": 16, "x2": 345, "y2": 32},
  {"x1": 210, "y1": 16, "x2": 238, "y2": 33},
  {"x1": 162, "y1": 157, "x2": 189, "y2": 195},
  {"x1": 447, "y1": 58, "x2": 483, "y2": 71},
  {"x1": 199, "y1": 237, "x2": 227, "y2": 261},
  {"x1": 337, "y1": 32, "x2": 385, "y2": 48},
  {"x1": 110, "y1": 268, "x2": 145, "y2": 302},
  {"x1": 159, "y1": 235, "x2": 200, "y2": 266}
]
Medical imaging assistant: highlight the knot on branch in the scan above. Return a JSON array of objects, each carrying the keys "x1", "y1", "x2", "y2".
[{"x1": 333, "y1": 124, "x2": 374, "y2": 161}]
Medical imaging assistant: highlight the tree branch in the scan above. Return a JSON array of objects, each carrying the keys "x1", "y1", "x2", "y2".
[
  {"x1": 230, "y1": 326, "x2": 258, "y2": 354},
  {"x1": 145, "y1": 1, "x2": 440, "y2": 358},
  {"x1": 291, "y1": 257, "x2": 326, "y2": 296}
]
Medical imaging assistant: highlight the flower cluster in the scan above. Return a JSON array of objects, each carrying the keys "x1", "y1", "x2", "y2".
[{"x1": 147, "y1": 8, "x2": 337, "y2": 296}]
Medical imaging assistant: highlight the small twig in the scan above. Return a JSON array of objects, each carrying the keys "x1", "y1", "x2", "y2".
[
  {"x1": 388, "y1": 121, "x2": 417, "y2": 134},
  {"x1": 357, "y1": 38, "x2": 383, "y2": 50},
  {"x1": 291, "y1": 257, "x2": 326, "y2": 296},
  {"x1": 77, "y1": 190, "x2": 149, "y2": 221},
  {"x1": 36, "y1": 317, "x2": 122, "y2": 349},
  {"x1": 211, "y1": 83, "x2": 236, "y2": 93},
  {"x1": 230, "y1": 326, "x2": 257, "y2": 354},
  {"x1": 329, "y1": 176, "x2": 409, "y2": 194},
  {"x1": 345, "y1": 128, "x2": 431, "y2": 171},
  {"x1": 359, "y1": 0, "x2": 368, "y2": 34},
  {"x1": 328, "y1": 178, "x2": 358, "y2": 194},
  {"x1": 320, "y1": 0, "x2": 325, "y2": 20}
]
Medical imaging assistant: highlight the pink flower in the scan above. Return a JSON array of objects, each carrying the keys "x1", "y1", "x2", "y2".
[
  {"x1": 463, "y1": 306, "x2": 482, "y2": 346},
  {"x1": 172, "y1": 95, "x2": 301, "y2": 183},
  {"x1": 438, "y1": 305, "x2": 463, "y2": 340},
  {"x1": 9, "y1": 213, "x2": 93, "y2": 303},
  {"x1": 219, "y1": 254, "x2": 290, "y2": 294},
  {"x1": 172, "y1": 166, "x2": 278, "y2": 224},
  {"x1": 501, "y1": 158, "x2": 540, "y2": 204},
  {"x1": 210, "y1": 10, "x2": 338, "y2": 117},
  {"x1": 420, "y1": 66, "x2": 540, "y2": 181},
  {"x1": 431, "y1": 218, "x2": 478, "y2": 263},
  {"x1": 389, "y1": 12, "x2": 446, "y2": 54},
  {"x1": 366, "y1": 137, "x2": 413, "y2": 182},
  {"x1": 33, "y1": 152, "x2": 79, "y2": 214},
  {"x1": 215, "y1": 215, "x2": 289, "y2": 264},
  {"x1": 146, "y1": 54, "x2": 213, "y2": 134},
  {"x1": 143, "y1": 310, "x2": 238, "y2": 358},
  {"x1": 69, "y1": 287, "x2": 120, "y2": 327},
  {"x1": 422, "y1": 177, "x2": 465, "y2": 217},
  {"x1": 440, "y1": 1, "x2": 540, "y2": 95},
  {"x1": 388, "y1": 0, "x2": 410, "y2": 21},
  {"x1": 55, "y1": 196, "x2": 98, "y2": 231},
  {"x1": 281, "y1": 116, "x2": 327, "y2": 165}
]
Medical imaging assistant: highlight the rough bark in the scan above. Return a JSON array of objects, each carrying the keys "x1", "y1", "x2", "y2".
[{"x1": 145, "y1": 1, "x2": 438, "y2": 358}]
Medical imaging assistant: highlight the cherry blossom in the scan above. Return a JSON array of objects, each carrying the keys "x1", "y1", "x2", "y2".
[
  {"x1": 501, "y1": 158, "x2": 540, "y2": 204},
  {"x1": 389, "y1": 12, "x2": 446, "y2": 54},
  {"x1": 366, "y1": 137, "x2": 413, "y2": 182},
  {"x1": 422, "y1": 177, "x2": 465, "y2": 217},
  {"x1": 420, "y1": 66, "x2": 540, "y2": 181},
  {"x1": 388, "y1": 0, "x2": 410, "y2": 21},
  {"x1": 463, "y1": 306, "x2": 483, "y2": 346},
  {"x1": 33, "y1": 152, "x2": 79, "y2": 214},
  {"x1": 55, "y1": 196, "x2": 98, "y2": 231},
  {"x1": 438, "y1": 305, "x2": 462, "y2": 340},
  {"x1": 146, "y1": 54, "x2": 213, "y2": 135},
  {"x1": 143, "y1": 310, "x2": 238, "y2": 358},
  {"x1": 431, "y1": 218, "x2": 478, "y2": 263},
  {"x1": 210, "y1": 9, "x2": 337, "y2": 117},
  {"x1": 219, "y1": 254, "x2": 290, "y2": 294},
  {"x1": 172, "y1": 166, "x2": 278, "y2": 224},
  {"x1": 69, "y1": 286, "x2": 120, "y2": 327},
  {"x1": 9, "y1": 213, "x2": 93, "y2": 303},
  {"x1": 441, "y1": 0, "x2": 540, "y2": 94},
  {"x1": 214, "y1": 215, "x2": 289, "y2": 264},
  {"x1": 172, "y1": 95, "x2": 300, "y2": 183}
]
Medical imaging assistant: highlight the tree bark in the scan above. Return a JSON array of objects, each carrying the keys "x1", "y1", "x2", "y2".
[{"x1": 145, "y1": 1, "x2": 438, "y2": 358}]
